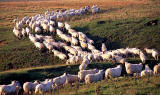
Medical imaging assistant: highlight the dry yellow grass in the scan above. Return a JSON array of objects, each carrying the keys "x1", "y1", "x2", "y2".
[{"x1": 0, "y1": 0, "x2": 159, "y2": 26}]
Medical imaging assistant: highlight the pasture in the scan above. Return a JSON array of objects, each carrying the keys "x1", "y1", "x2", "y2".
[{"x1": 0, "y1": 0, "x2": 160, "y2": 94}]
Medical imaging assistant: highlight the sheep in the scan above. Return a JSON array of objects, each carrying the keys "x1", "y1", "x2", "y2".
[
  {"x1": 56, "y1": 29, "x2": 63, "y2": 36},
  {"x1": 49, "y1": 20, "x2": 55, "y2": 26},
  {"x1": 88, "y1": 43, "x2": 95, "y2": 50},
  {"x1": 71, "y1": 46, "x2": 82, "y2": 51},
  {"x1": 56, "y1": 52, "x2": 67, "y2": 60},
  {"x1": 43, "y1": 41, "x2": 54, "y2": 51},
  {"x1": 141, "y1": 65, "x2": 153, "y2": 77},
  {"x1": 68, "y1": 29, "x2": 78, "y2": 38},
  {"x1": 78, "y1": 69, "x2": 99, "y2": 81},
  {"x1": 125, "y1": 62, "x2": 143, "y2": 74},
  {"x1": 105, "y1": 65, "x2": 122, "y2": 79},
  {"x1": 13, "y1": 27, "x2": 22, "y2": 39},
  {"x1": 86, "y1": 38, "x2": 94, "y2": 45},
  {"x1": 153, "y1": 64, "x2": 160, "y2": 75},
  {"x1": 23, "y1": 80, "x2": 40, "y2": 95},
  {"x1": 101, "y1": 43, "x2": 107, "y2": 53},
  {"x1": 139, "y1": 51, "x2": 146, "y2": 63},
  {"x1": 34, "y1": 42, "x2": 45, "y2": 50},
  {"x1": 144, "y1": 48, "x2": 159, "y2": 60},
  {"x1": 65, "y1": 74, "x2": 79, "y2": 85},
  {"x1": 65, "y1": 22, "x2": 72, "y2": 30},
  {"x1": 21, "y1": 28, "x2": 27, "y2": 37},
  {"x1": 113, "y1": 55, "x2": 126, "y2": 64},
  {"x1": 79, "y1": 61, "x2": 88, "y2": 71},
  {"x1": 85, "y1": 70, "x2": 104, "y2": 84},
  {"x1": 25, "y1": 27, "x2": 31, "y2": 36},
  {"x1": 49, "y1": 25, "x2": 55, "y2": 34},
  {"x1": 29, "y1": 34, "x2": 38, "y2": 43},
  {"x1": 58, "y1": 22, "x2": 64, "y2": 30},
  {"x1": 35, "y1": 34, "x2": 44, "y2": 41},
  {"x1": 41, "y1": 23, "x2": 49, "y2": 33},
  {"x1": 35, "y1": 27, "x2": 42, "y2": 34},
  {"x1": 91, "y1": 5, "x2": 99, "y2": 13},
  {"x1": 80, "y1": 41, "x2": 88, "y2": 49},
  {"x1": 35, "y1": 79, "x2": 53, "y2": 94},
  {"x1": 71, "y1": 37, "x2": 78, "y2": 45},
  {"x1": 53, "y1": 73, "x2": 67, "y2": 86},
  {"x1": 0, "y1": 81, "x2": 21, "y2": 95}
]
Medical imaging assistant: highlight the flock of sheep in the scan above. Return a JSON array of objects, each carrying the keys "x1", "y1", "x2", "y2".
[{"x1": 0, "y1": 5, "x2": 160, "y2": 95}]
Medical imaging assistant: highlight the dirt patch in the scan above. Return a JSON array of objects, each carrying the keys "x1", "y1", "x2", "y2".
[{"x1": 0, "y1": 40, "x2": 7, "y2": 46}]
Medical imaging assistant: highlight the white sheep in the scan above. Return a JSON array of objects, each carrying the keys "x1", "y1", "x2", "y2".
[
  {"x1": 125, "y1": 62, "x2": 143, "y2": 74},
  {"x1": 79, "y1": 61, "x2": 88, "y2": 71},
  {"x1": 21, "y1": 28, "x2": 27, "y2": 37},
  {"x1": 25, "y1": 27, "x2": 31, "y2": 36},
  {"x1": 80, "y1": 41, "x2": 88, "y2": 49},
  {"x1": 144, "y1": 48, "x2": 159, "y2": 60},
  {"x1": 53, "y1": 73, "x2": 67, "y2": 86},
  {"x1": 35, "y1": 79, "x2": 53, "y2": 94},
  {"x1": 78, "y1": 69, "x2": 99, "y2": 81},
  {"x1": 34, "y1": 42, "x2": 45, "y2": 50},
  {"x1": 13, "y1": 27, "x2": 22, "y2": 39},
  {"x1": 65, "y1": 22, "x2": 72, "y2": 30},
  {"x1": 141, "y1": 65, "x2": 153, "y2": 77},
  {"x1": 113, "y1": 55, "x2": 126, "y2": 64},
  {"x1": 29, "y1": 34, "x2": 38, "y2": 43},
  {"x1": 35, "y1": 27, "x2": 42, "y2": 34},
  {"x1": 23, "y1": 80, "x2": 40, "y2": 95},
  {"x1": 105, "y1": 65, "x2": 122, "y2": 79},
  {"x1": 0, "y1": 81, "x2": 21, "y2": 95},
  {"x1": 153, "y1": 64, "x2": 160, "y2": 75},
  {"x1": 43, "y1": 41, "x2": 54, "y2": 51},
  {"x1": 101, "y1": 43, "x2": 107, "y2": 53},
  {"x1": 71, "y1": 37, "x2": 78, "y2": 45},
  {"x1": 49, "y1": 25, "x2": 55, "y2": 34},
  {"x1": 85, "y1": 70, "x2": 104, "y2": 84},
  {"x1": 58, "y1": 22, "x2": 64, "y2": 30},
  {"x1": 139, "y1": 51, "x2": 146, "y2": 63},
  {"x1": 65, "y1": 74, "x2": 79, "y2": 85}
]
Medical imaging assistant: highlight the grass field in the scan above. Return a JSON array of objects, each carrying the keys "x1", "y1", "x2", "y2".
[{"x1": 0, "y1": 0, "x2": 160, "y2": 94}]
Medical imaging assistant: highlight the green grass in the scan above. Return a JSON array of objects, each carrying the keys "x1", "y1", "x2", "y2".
[{"x1": 0, "y1": 17, "x2": 160, "y2": 71}]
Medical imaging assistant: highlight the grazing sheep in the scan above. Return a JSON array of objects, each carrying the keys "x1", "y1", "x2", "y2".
[
  {"x1": 71, "y1": 37, "x2": 78, "y2": 45},
  {"x1": 105, "y1": 65, "x2": 122, "y2": 79},
  {"x1": 53, "y1": 73, "x2": 67, "y2": 86},
  {"x1": 43, "y1": 41, "x2": 54, "y2": 51},
  {"x1": 65, "y1": 22, "x2": 72, "y2": 30},
  {"x1": 35, "y1": 79, "x2": 53, "y2": 94},
  {"x1": 78, "y1": 69, "x2": 99, "y2": 81},
  {"x1": 21, "y1": 28, "x2": 27, "y2": 37},
  {"x1": 35, "y1": 27, "x2": 42, "y2": 34},
  {"x1": 144, "y1": 48, "x2": 159, "y2": 60},
  {"x1": 79, "y1": 61, "x2": 88, "y2": 71},
  {"x1": 125, "y1": 62, "x2": 143, "y2": 74},
  {"x1": 65, "y1": 74, "x2": 79, "y2": 85},
  {"x1": 85, "y1": 70, "x2": 104, "y2": 84},
  {"x1": 0, "y1": 81, "x2": 21, "y2": 95},
  {"x1": 49, "y1": 25, "x2": 55, "y2": 34},
  {"x1": 23, "y1": 80, "x2": 40, "y2": 95},
  {"x1": 101, "y1": 43, "x2": 107, "y2": 53},
  {"x1": 25, "y1": 27, "x2": 31, "y2": 36},
  {"x1": 139, "y1": 51, "x2": 146, "y2": 63},
  {"x1": 141, "y1": 65, "x2": 153, "y2": 77},
  {"x1": 13, "y1": 27, "x2": 22, "y2": 39},
  {"x1": 80, "y1": 41, "x2": 88, "y2": 49},
  {"x1": 29, "y1": 34, "x2": 38, "y2": 43},
  {"x1": 58, "y1": 22, "x2": 64, "y2": 30},
  {"x1": 34, "y1": 42, "x2": 45, "y2": 50},
  {"x1": 113, "y1": 55, "x2": 126, "y2": 64},
  {"x1": 153, "y1": 64, "x2": 160, "y2": 75}
]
